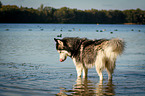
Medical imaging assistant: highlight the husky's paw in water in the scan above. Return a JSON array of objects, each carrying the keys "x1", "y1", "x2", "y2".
[{"x1": 54, "y1": 37, "x2": 125, "y2": 80}]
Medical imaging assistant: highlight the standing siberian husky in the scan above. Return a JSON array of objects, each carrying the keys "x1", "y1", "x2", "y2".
[{"x1": 54, "y1": 37, "x2": 125, "y2": 80}]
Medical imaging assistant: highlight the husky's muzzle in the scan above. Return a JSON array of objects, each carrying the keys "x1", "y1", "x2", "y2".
[{"x1": 58, "y1": 50, "x2": 70, "y2": 62}]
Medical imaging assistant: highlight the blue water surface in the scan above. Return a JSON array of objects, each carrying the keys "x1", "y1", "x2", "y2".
[{"x1": 0, "y1": 24, "x2": 145, "y2": 96}]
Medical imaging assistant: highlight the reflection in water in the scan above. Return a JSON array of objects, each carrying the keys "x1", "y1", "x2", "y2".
[{"x1": 57, "y1": 78, "x2": 115, "y2": 96}]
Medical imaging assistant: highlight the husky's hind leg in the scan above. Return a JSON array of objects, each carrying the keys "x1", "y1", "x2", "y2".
[
  {"x1": 95, "y1": 61, "x2": 104, "y2": 80},
  {"x1": 95, "y1": 51, "x2": 106, "y2": 81},
  {"x1": 105, "y1": 59, "x2": 116, "y2": 80},
  {"x1": 96, "y1": 68, "x2": 103, "y2": 80}
]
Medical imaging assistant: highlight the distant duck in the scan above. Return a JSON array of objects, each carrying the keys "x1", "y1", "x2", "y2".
[
  {"x1": 72, "y1": 28, "x2": 75, "y2": 31},
  {"x1": 114, "y1": 29, "x2": 118, "y2": 31},
  {"x1": 5, "y1": 29, "x2": 9, "y2": 31},
  {"x1": 29, "y1": 29, "x2": 32, "y2": 31},
  {"x1": 68, "y1": 30, "x2": 72, "y2": 32},
  {"x1": 110, "y1": 32, "x2": 113, "y2": 34},
  {"x1": 57, "y1": 34, "x2": 62, "y2": 37},
  {"x1": 96, "y1": 30, "x2": 99, "y2": 32},
  {"x1": 100, "y1": 30, "x2": 103, "y2": 32},
  {"x1": 103, "y1": 29, "x2": 106, "y2": 31}
]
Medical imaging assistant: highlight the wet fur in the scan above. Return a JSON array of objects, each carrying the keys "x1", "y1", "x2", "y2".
[{"x1": 54, "y1": 37, "x2": 125, "y2": 80}]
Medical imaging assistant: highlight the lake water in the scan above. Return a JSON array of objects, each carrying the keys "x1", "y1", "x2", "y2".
[{"x1": 0, "y1": 24, "x2": 145, "y2": 96}]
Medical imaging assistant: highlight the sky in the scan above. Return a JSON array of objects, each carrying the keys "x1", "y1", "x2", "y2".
[{"x1": 1, "y1": 0, "x2": 145, "y2": 10}]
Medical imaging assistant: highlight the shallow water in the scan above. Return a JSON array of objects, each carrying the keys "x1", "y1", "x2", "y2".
[{"x1": 0, "y1": 24, "x2": 145, "y2": 96}]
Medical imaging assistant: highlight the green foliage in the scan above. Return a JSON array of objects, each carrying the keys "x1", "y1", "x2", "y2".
[
  {"x1": 123, "y1": 8, "x2": 145, "y2": 24},
  {"x1": 0, "y1": 3, "x2": 145, "y2": 24},
  {"x1": 0, "y1": 1, "x2": 2, "y2": 8}
]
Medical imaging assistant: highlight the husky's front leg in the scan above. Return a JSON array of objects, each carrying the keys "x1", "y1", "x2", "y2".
[{"x1": 76, "y1": 64, "x2": 83, "y2": 78}]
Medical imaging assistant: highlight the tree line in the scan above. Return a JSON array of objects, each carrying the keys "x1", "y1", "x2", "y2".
[{"x1": 0, "y1": 2, "x2": 145, "y2": 24}]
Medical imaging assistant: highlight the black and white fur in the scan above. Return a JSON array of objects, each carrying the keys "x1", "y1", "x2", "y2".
[{"x1": 54, "y1": 37, "x2": 125, "y2": 80}]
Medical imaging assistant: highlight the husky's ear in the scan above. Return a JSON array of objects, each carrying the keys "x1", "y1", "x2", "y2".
[
  {"x1": 54, "y1": 38, "x2": 64, "y2": 46},
  {"x1": 57, "y1": 40, "x2": 64, "y2": 46},
  {"x1": 54, "y1": 38, "x2": 58, "y2": 42}
]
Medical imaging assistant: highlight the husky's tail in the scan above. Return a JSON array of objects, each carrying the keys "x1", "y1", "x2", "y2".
[
  {"x1": 103, "y1": 38, "x2": 125, "y2": 67},
  {"x1": 105, "y1": 38, "x2": 125, "y2": 56}
]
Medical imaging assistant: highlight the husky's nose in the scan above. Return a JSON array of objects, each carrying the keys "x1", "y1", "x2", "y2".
[{"x1": 59, "y1": 59, "x2": 64, "y2": 62}]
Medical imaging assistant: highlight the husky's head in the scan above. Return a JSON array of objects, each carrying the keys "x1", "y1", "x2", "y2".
[{"x1": 54, "y1": 38, "x2": 71, "y2": 62}]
